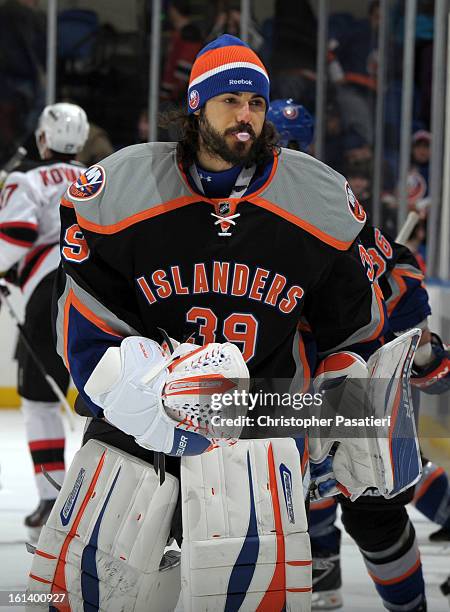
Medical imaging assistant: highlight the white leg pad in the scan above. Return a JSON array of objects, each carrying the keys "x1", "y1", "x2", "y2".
[
  {"x1": 26, "y1": 439, "x2": 179, "y2": 612},
  {"x1": 181, "y1": 438, "x2": 311, "y2": 611}
]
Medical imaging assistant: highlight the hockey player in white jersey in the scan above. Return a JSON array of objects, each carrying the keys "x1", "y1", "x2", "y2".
[{"x1": 0, "y1": 102, "x2": 88, "y2": 538}]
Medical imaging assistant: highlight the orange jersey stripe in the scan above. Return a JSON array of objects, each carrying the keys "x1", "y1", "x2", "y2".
[
  {"x1": 297, "y1": 333, "x2": 311, "y2": 393},
  {"x1": 75, "y1": 195, "x2": 199, "y2": 235},
  {"x1": 60, "y1": 196, "x2": 74, "y2": 208},
  {"x1": 361, "y1": 282, "x2": 386, "y2": 343},
  {"x1": 75, "y1": 156, "x2": 280, "y2": 236},
  {"x1": 310, "y1": 497, "x2": 337, "y2": 511},
  {"x1": 63, "y1": 288, "x2": 123, "y2": 370},
  {"x1": 387, "y1": 268, "x2": 424, "y2": 317},
  {"x1": 251, "y1": 196, "x2": 353, "y2": 251},
  {"x1": 368, "y1": 556, "x2": 421, "y2": 586}
]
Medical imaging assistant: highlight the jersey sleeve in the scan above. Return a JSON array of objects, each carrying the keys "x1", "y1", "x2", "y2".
[
  {"x1": 302, "y1": 240, "x2": 387, "y2": 361},
  {"x1": 55, "y1": 186, "x2": 143, "y2": 416},
  {"x1": 0, "y1": 171, "x2": 39, "y2": 273},
  {"x1": 360, "y1": 225, "x2": 431, "y2": 333}
]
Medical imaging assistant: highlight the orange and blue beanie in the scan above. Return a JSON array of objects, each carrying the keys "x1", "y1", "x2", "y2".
[{"x1": 187, "y1": 34, "x2": 270, "y2": 114}]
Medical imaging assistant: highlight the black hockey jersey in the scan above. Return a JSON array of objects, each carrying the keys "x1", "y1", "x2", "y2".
[
  {"x1": 54, "y1": 143, "x2": 386, "y2": 415},
  {"x1": 357, "y1": 225, "x2": 431, "y2": 333}
]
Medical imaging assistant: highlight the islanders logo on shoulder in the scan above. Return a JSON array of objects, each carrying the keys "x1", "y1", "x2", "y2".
[
  {"x1": 68, "y1": 165, "x2": 106, "y2": 202},
  {"x1": 345, "y1": 182, "x2": 366, "y2": 223}
]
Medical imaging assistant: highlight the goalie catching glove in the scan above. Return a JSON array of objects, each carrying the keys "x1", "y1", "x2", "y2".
[{"x1": 84, "y1": 336, "x2": 249, "y2": 456}]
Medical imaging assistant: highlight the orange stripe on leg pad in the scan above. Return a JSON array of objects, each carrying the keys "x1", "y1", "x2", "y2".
[
  {"x1": 50, "y1": 451, "x2": 107, "y2": 610},
  {"x1": 256, "y1": 443, "x2": 286, "y2": 611}
]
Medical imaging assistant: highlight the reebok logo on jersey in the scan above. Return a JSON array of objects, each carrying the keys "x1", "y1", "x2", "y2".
[
  {"x1": 60, "y1": 468, "x2": 85, "y2": 526},
  {"x1": 279, "y1": 463, "x2": 295, "y2": 523},
  {"x1": 68, "y1": 165, "x2": 106, "y2": 201},
  {"x1": 229, "y1": 79, "x2": 253, "y2": 86}
]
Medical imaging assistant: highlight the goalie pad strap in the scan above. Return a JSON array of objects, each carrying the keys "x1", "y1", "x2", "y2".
[
  {"x1": 27, "y1": 440, "x2": 180, "y2": 612},
  {"x1": 181, "y1": 438, "x2": 312, "y2": 612}
]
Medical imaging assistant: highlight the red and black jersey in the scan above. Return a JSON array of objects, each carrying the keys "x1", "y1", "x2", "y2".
[
  {"x1": 54, "y1": 143, "x2": 386, "y2": 415},
  {"x1": 0, "y1": 158, "x2": 85, "y2": 302}
]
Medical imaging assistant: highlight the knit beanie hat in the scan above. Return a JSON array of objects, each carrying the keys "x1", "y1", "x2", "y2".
[{"x1": 187, "y1": 34, "x2": 270, "y2": 114}]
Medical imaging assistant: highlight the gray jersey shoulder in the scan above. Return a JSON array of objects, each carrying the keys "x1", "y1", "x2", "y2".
[
  {"x1": 66, "y1": 142, "x2": 191, "y2": 229},
  {"x1": 259, "y1": 148, "x2": 366, "y2": 249}
]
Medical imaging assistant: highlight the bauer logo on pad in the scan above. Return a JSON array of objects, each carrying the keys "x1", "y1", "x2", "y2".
[
  {"x1": 280, "y1": 463, "x2": 295, "y2": 523},
  {"x1": 68, "y1": 165, "x2": 106, "y2": 201},
  {"x1": 60, "y1": 467, "x2": 85, "y2": 526}
]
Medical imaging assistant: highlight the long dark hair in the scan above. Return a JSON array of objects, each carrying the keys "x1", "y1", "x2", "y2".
[{"x1": 159, "y1": 107, "x2": 280, "y2": 171}]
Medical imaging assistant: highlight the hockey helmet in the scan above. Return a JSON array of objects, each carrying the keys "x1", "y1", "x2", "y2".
[
  {"x1": 267, "y1": 99, "x2": 314, "y2": 152},
  {"x1": 35, "y1": 103, "x2": 89, "y2": 158}
]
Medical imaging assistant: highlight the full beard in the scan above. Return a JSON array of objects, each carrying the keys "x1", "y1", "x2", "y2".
[{"x1": 198, "y1": 114, "x2": 263, "y2": 167}]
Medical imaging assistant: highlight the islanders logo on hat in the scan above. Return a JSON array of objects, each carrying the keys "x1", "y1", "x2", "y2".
[
  {"x1": 189, "y1": 89, "x2": 200, "y2": 111},
  {"x1": 187, "y1": 34, "x2": 270, "y2": 114}
]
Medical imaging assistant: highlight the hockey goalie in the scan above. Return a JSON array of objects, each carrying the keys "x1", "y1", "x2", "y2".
[{"x1": 26, "y1": 327, "x2": 422, "y2": 612}]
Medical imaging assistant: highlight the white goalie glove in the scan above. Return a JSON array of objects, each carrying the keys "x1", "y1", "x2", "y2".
[{"x1": 84, "y1": 336, "x2": 249, "y2": 456}]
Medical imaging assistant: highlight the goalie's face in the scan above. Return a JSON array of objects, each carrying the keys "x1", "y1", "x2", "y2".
[{"x1": 196, "y1": 92, "x2": 266, "y2": 168}]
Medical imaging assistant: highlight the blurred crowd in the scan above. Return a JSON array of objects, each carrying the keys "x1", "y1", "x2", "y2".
[{"x1": 0, "y1": 0, "x2": 437, "y2": 262}]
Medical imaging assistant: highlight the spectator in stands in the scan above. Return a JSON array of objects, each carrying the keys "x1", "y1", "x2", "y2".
[
  {"x1": 77, "y1": 123, "x2": 114, "y2": 167},
  {"x1": 269, "y1": 0, "x2": 317, "y2": 112},
  {"x1": 342, "y1": 129, "x2": 373, "y2": 168},
  {"x1": 406, "y1": 130, "x2": 431, "y2": 212},
  {"x1": 206, "y1": 0, "x2": 263, "y2": 52},
  {"x1": 406, "y1": 220, "x2": 427, "y2": 273},
  {"x1": 392, "y1": 0, "x2": 434, "y2": 127},
  {"x1": 328, "y1": 0, "x2": 379, "y2": 146},
  {"x1": 0, "y1": 0, "x2": 46, "y2": 163},
  {"x1": 345, "y1": 162, "x2": 373, "y2": 216},
  {"x1": 160, "y1": 0, "x2": 203, "y2": 104},
  {"x1": 323, "y1": 102, "x2": 347, "y2": 174}
]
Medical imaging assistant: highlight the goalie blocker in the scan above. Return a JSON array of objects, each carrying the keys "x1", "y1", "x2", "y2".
[{"x1": 310, "y1": 329, "x2": 423, "y2": 501}]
